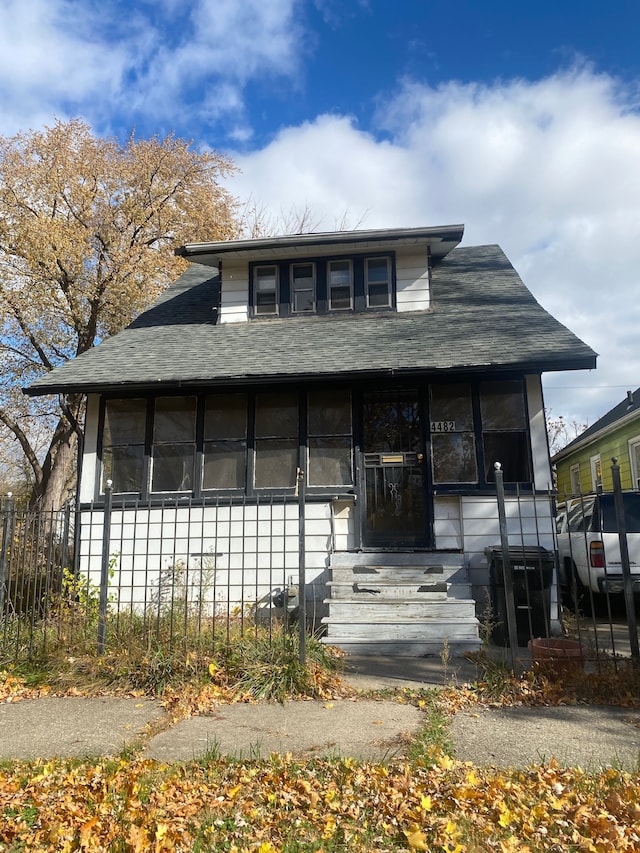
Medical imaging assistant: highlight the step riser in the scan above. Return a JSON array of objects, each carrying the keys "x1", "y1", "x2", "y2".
[
  {"x1": 321, "y1": 639, "x2": 481, "y2": 655},
  {"x1": 330, "y1": 568, "x2": 467, "y2": 585},
  {"x1": 327, "y1": 583, "x2": 473, "y2": 600},
  {"x1": 323, "y1": 622, "x2": 479, "y2": 640},
  {"x1": 323, "y1": 602, "x2": 475, "y2": 619}
]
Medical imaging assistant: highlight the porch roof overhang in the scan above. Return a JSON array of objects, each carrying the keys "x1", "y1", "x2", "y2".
[
  {"x1": 25, "y1": 243, "x2": 597, "y2": 398},
  {"x1": 175, "y1": 224, "x2": 465, "y2": 266}
]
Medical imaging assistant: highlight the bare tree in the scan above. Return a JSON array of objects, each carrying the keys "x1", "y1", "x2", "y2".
[{"x1": 0, "y1": 119, "x2": 240, "y2": 508}]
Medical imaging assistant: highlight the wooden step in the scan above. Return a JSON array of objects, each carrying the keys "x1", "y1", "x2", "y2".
[{"x1": 322, "y1": 551, "x2": 481, "y2": 656}]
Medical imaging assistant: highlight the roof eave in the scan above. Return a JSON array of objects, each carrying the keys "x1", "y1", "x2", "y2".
[
  {"x1": 24, "y1": 354, "x2": 596, "y2": 398},
  {"x1": 176, "y1": 224, "x2": 465, "y2": 266}
]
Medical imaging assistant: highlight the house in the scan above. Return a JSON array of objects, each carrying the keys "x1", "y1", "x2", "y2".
[
  {"x1": 26, "y1": 225, "x2": 596, "y2": 654},
  {"x1": 553, "y1": 388, "x2": 640, "y2": 496}
]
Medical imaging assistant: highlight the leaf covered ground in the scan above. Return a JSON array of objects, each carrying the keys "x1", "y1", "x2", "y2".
[{"x1": 1, "y1": 660, "x2": 639, "y2": 852}]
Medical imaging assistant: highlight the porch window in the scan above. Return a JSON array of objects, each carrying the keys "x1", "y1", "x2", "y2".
[
  {"x1": 151, "y1": 397, "x2": 196, "y2": 492},
  {"x1": 308, "y1": 389, "x2": 352, "y2": 486},
  {"x1": 102, "y1": 399, "x2": 146, "y2": 493},
  {"x1": 366, "y1": 257, "x2": 391, "y2": 308},
  {"x1": 254, "y1": 265, "x2": 278, "y2": 315},
  {"x1": 254, "y1": 392, "x2": 299, "y2": 488},
  {"x1": 480, "y1": 381, "x2": 530, "y2": 482},
  {"x1": 328, "y1": 260, "x2": 353, "y2": 310},
  {"x1": 430, "y1": 384, "x2": 477, "y2": 483},
  {"x1": 203, "y1": 394, "x2": 247, "y2": 490},
  {"x1": 291, "y1": 262, "x2": 315, "y2": 313}
]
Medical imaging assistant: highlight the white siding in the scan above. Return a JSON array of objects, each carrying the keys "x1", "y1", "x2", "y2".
[
  {"x1": 395, "y1": 248, "x2": 430, "y2": 312},
  {"x1": 80, "y1": 394, "x2": 100, "y2": 503},
  {"x1": 77, "y1": 498, "x2": 355, "y2": 613},
  {"x1": 526, "y1": 374, "x2": 553, "y2": 490},
  {"x1": 433, "y1": 495, "x2": 462, "y2": 550},
  {"x1": 219, "y1": 259, "x2": 249, "y2": 323}
]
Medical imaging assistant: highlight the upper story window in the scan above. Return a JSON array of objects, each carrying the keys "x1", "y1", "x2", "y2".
[
  {"x1": 328, "y1": 260, "x2": 353, "y2": 310},
  {"x1": 291, "y1": 263, "x2": 316, "y2": 313},
  {"x1": 254, "y1": 265, "x2": 278, "y2": 315},
  {"x1": 249, "y1": 253, "x2": 395, "y2": 318},
  {"x1": 366, "y1": 257, "x2": 391, "y2": 308}
]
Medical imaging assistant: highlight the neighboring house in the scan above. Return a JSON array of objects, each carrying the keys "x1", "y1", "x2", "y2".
[
  {"x1": 553, "y1": 388, "x2": 640, "y2": 496},
  {"x1": 26, "y1": 225, "x2": 596, "y2": 654}
]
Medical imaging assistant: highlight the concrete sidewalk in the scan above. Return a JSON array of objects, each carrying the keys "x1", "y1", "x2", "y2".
[{"x1": 0, "y1": 654, "x2": 639, "y2": 769}]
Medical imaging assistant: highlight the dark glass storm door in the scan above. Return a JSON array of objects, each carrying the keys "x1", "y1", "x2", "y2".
[{"x1": 361, "y1": 391, "x2": 431, "y2": 548}]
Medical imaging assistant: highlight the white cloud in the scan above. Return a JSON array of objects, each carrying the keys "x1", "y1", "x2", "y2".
[
  {"x1": 0, "y1": 0, "x2": 303, "y2": 137},
  {"x1": 229, "y1": 68, "x2": 640, "y2": 426}
]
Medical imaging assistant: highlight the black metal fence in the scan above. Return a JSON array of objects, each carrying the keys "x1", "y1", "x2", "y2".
[
  {"x1": 0, "y1": 487, "x2": 319, "y2": 664},
  {"x1": 491, "y1": 462, "x2": 640, "y2": 671}
]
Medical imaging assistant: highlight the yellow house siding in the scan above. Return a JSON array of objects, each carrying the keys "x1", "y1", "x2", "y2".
[{"x1": 555, "y1": 415, "x2": 640, "y2": 495}]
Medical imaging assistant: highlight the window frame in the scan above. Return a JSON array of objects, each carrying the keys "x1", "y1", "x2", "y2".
[
  {"x1": 252, "y1": 264, "x2": 279, "y2": 316},
  {"x1": 569, "y1": 463, "x2": 582, "y2": 495},
  {"x1": 97, "y1": 388, "x2": 355, "y2": 501},
  {"x1": 590, "y1": 454, "x2": 602, "y2": 492},
  {"x1": 630, "y1": 436, "x2": 640, "y2": 490},
  {"x1": 290, "y1": 261, "x2": 316, "y2": 314},
  {"x1": 249, "y1": 253, "x2": 395, "y2": 318}
]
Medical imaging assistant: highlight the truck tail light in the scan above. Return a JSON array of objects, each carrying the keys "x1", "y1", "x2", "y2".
[{"x1": 590, "y1": 541, "x2": 605, "y2": 568}]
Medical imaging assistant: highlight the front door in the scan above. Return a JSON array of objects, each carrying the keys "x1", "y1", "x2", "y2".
[{"x1": 361, "y1": 390, "x2": 431, "y2": 548}]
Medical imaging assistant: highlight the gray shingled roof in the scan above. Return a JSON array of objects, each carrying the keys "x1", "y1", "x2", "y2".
[
  {"x1": 26, "y1": 244, "x2": 597, "y2": 396},
  {"x1": 553, "y1": 386, "x2": 640, "y2": 460}
]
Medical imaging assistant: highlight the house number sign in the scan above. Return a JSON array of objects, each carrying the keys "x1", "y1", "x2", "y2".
[{"x1": 430, "y1": 421, "x2": 456, "y2": 433}]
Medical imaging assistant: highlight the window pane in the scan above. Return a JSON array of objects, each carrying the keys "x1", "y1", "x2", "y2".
[
  {"x1": 483, "y1": 433, "x2": 530, "y2": 482},
  {"x1": 102, "y1": 446, "x2": 144, "y2": 493},
  {"x1": 330, "y1": 286, "x2": 351, "y2": 309},
  {"x1": 204, "y1": 394, "x2": 247, "y2": 440},
  {"x1": 430, "y1": 385, "x2": 474, "y2": 431},
  {"x1": 151, "y1": 444, "x2": 195, "y2": 491},
  {"x1": 255, "y1": 439, "x2": 298, "y2": 488},
  {"x1": 255, "y1": 393, "x2": 298, "y2": 438},
  {"x1": 154, "y1": 397, "x2": 196, "y2": 442},
  {"x1": 368, "y1": 282, "x2": 390, "y2": 307},
  {"x1": 432, "y1": 434, "x2": 478, "y2": 483},
  {"x1": 104, "y1": 399, "x2": 146, "y2": 445},
  {"x1": 203, "y1": 441, "x2": 246, "y2": 489},
  {"x1": 294, "y1": 289, "x2": 314, "y2": 312},
  {"x1": 480, "y1": 381, "x2": 526, "y2": 430},
  {"x1": 309, "y1": 438, "x2": 352, "y2": 486},
  {"x1": 308, "y1": 389, "x2": 351, "y2": 435},
  {"x1": 329, "y1": 260, "x2": 350, "y2": 284},
  {"x1": 367, "y1": 258, "x2": 389, "y2": 282}
]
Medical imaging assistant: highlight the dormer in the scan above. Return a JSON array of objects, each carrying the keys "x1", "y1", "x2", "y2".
[{"x1": 176, "y1": 224, "x2": 464, "y2": 324}]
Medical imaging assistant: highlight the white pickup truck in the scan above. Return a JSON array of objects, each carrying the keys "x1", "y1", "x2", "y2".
[{"x1": 556, "y1": 492, "x2": 640, "y2": 608}]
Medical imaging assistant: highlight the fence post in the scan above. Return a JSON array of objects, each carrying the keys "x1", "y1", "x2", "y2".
[
  {"x1": 0, "y1": 493, "x2": 15, "y2": 618},
  {"x1": 611, "y1": 459, "x2": 640, "y2": 663},
  {"x1": 495, "y1": 463, "x2": 522, "y2": 671},
  {"x1": 296, "y1": 467, "x2": 307, "y2": 665},
  {"x1": 97, "y1": 481, "x2": 113, "y2": 655}
]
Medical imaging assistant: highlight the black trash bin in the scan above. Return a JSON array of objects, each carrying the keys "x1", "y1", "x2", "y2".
[{"x1": 485, "y1": 546, "x2": 555, "y2": 647}]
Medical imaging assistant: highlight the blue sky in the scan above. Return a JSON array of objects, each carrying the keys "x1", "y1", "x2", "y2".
[{"x1": 2, "y1": 0, "x2": 640, "y2": 430}]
